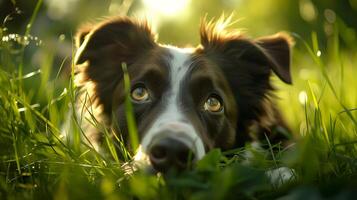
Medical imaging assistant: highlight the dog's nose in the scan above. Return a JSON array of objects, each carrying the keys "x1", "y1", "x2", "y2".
[{"x1": 148, "y1": 137, "x2": 195, "y2": 172}]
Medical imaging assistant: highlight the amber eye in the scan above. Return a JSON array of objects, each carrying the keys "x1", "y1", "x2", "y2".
[
  {"x1": 204, "y1": 95, "x2": 223, "y2": 112},
  {"x1": 131, "y1": 86, "x2": 149, "y2": 102}
]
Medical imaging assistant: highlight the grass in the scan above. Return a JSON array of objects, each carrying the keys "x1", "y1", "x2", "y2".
[{"x1": 1, "y1": 7, "x2": 357, "y2": 200}]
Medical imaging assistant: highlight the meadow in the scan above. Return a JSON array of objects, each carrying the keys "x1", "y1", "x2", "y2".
[{"x1": 1, "y1": 0, "x2": 357, "y2": 199}]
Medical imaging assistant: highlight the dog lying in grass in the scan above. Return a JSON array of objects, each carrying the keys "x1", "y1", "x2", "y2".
[{"x1": 63, "y1": 16, "x2": 293, "y2": 177}]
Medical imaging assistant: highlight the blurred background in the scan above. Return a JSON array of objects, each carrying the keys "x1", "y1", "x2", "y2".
[
  {"x1": 1, "y1": 0, "x2": 356, "y2": 134},
  {"x1": 1, "y1": 0, "x2": 357, "y2": 69}
]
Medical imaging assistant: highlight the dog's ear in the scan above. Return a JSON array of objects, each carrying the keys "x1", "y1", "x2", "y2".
[
  {"x1": 74, "y1": 17, "x2": 156, "y2": 65},
  {"x1": 75, "y1": 24, "x2": 93, "y2": 49},
  {"x1": 74, "y1": 17, "x2": 156, "y2": 114},
  {"x1": 200, "y1": 24, "x2": 293, "y2": 84},
  {"x1": 255, "y1": 33, "x2": 293, "y2": 84}
]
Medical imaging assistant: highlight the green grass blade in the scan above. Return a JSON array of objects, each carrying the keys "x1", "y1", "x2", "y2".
[{"x1": 122, "y1": 62, "x2": 139, "y2": 152}]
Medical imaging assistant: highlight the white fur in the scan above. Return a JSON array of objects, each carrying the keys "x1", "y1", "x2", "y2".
[
  {"x1": 266, "y1": 167, "x2": 295, "y2": 187},
  {"x1": 243, "y1": 141, "x2": 296, "y2": 187},
  {"x1": 138, "y1": 46, "x2": 206, "y2": 160}
]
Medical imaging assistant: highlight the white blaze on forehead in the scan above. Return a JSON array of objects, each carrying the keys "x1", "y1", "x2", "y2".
[{"x1": 138, "y1": 45, "x2": 206, "y2": 160}]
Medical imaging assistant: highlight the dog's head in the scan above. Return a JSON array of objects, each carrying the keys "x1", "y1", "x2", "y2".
[{"x1": 74, "y1": 17, "x2": 292, "y2": 172}]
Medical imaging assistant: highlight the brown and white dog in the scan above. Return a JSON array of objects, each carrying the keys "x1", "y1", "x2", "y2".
[{"x1": 66, "y1": 16, "x2": 293, "y2": 173}]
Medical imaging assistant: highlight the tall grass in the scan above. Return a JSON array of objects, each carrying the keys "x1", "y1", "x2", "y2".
[{"x1": 1, "y1": 7, "x2": 357, "y2": 200}]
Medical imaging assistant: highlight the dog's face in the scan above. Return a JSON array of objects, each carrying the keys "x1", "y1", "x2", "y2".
[
  {"x1": 74, "y1": 17, "x2": 292, "y2": 172},
  {"x1": 113, "y1": 46, "x2": 239, "y2": 171}
]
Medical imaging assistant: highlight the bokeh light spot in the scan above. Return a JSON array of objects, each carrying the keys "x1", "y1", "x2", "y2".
[
  {"x1": 299, "y1": 0, "x2": 317, "y2": 22},
  {"x1": 298, "y1": 91, "x2": 308, "y2": 105},
  {"x1": 316, "y1": 50, "x2": 321, "y2": 57}
]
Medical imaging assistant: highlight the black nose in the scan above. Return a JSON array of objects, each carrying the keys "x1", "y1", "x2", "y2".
[{"x1": 148, "y1": 137, "x2": 195, "y2": 172}]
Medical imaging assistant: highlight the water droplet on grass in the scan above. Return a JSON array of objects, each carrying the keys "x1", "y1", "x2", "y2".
[{"x1": 1, "y1": 33, "x2": 42, "y2": 46}]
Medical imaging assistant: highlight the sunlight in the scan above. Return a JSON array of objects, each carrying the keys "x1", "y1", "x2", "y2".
[{"x1": 142, "y1": 0, "x2": 191, "y2": 16}]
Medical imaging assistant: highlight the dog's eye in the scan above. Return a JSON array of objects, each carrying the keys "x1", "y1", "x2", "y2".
[
  {"x1": 131, "y1": 86, "x2": 149, "y2": 102},
  {"x1": 204, "y1": 95, "x2": 223, "y2": 113}
]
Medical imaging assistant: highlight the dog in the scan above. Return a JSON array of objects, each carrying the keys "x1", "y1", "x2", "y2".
[{"x1": 65, "y1": 16, "x2": 293, "y2": 174}]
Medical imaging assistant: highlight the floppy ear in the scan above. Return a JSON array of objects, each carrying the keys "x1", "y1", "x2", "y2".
[
  {"x1": 75, "y1": 24, "x2": 93, "y2": 49},
  {"x1": 200, "y1": 24, "x2": 293, "y2": 84},
  {"x1": 74, "y1": 17, "x2": 156, "y2": 65},
  {"x1": 74, "y1": 17, "x2": 156, "y2": 114},
  {"x1": 255, "y1": 33, "x2": 293, "y2": 84}
]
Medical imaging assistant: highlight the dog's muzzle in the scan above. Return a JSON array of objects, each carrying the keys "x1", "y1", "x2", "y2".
[
  {"x1": 137, "y1": 122, "x2": 205, "y2": 172},
  {"x1": 148, "y1": 133, "x2": 195, "y2": 172}
]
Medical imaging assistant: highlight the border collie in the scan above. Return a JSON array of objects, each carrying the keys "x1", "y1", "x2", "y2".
[{"x1": 66, "y1": 16, "x2": 293, "y2": 173}]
